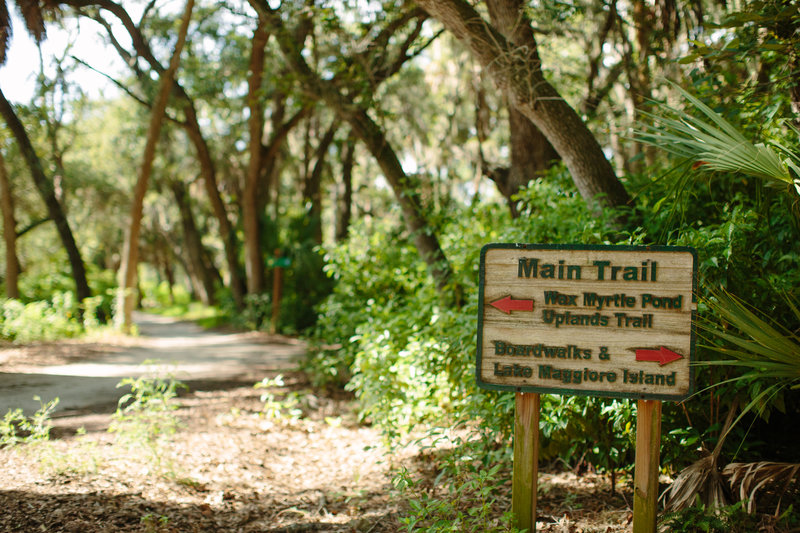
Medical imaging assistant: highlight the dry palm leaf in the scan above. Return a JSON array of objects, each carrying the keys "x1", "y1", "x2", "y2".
[
  {"x1": 723, "y1": 461, "x2": 800, "y2": 515},
  {"x1": 662, "y1": 402, "x2": 738, "y2": 511}
]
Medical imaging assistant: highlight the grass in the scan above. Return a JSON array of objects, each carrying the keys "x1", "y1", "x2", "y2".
[{"x1": 146, "y1": 302, "x2": 231, "y2": 330}]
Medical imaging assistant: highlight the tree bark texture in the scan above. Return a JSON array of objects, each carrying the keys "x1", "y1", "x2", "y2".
[
  {"x1": 0, "y1": 150, "x2": 20, "y2": 299},
  {"x1": 0, "y1": 87, "x2": 91, "y2": 301},
  {"x1": 416, "y1": 0, "x2": 632, "y2": 211},
  {"x1": 243, "y1": 20, "x2": 270, "y2": 295},
  {"x1": 116, "y1": 0, "x2": 194, "y2": 330},
  {"x1": 304, "y1": 121, "x2": 338, "y2": 244},
  {"x1": 335, "y1": 135, "x2": 355, "y2": 242},
  {"x1": 170, "y1": 180, "x2": 219, "y2": 306},
  {"x1": 181, "y1": 102, "x2": 246, "y2": 308},
  {"x1": 485, "y1": 0, "x2": 560, "y2": 218}
]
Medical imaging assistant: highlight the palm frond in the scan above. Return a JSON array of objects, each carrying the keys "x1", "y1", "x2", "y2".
[
  {"x1": 663, "y1": 404, "x2": 738, "y2": 511},
  {"x1": 723, "y1": 462, "x2": 800, "y2": 514},
  {"x1": 663, "y1": 454, "x2": 731, "y2": 511},
  {"x1": 699, "y1": 290, "x2": 800, "y2": 380},
  {"x1": 635, "y1": 81, "x2": 795, "y2": 188}
]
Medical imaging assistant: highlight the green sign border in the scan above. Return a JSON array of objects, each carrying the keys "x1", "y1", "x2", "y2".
[{"x1": 476, "y1": 243, "x2": 698, "y2": 402}]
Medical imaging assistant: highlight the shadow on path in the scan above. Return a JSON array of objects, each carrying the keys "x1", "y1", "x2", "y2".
[{"x1": 0, "y1": 312, "x2": 305, "y2": 415}]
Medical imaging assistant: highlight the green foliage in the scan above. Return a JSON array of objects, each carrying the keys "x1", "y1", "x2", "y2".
[
  {"x1": 636, "y1": 82, "x2": 798, "y2": 192},
  {"x1": 239, "y1": 292, "x2": 273, "y2": 331},
  {"x1": 700, "y1": 290, "x2": 800, "y2": 427},
  {"x1": 394, "y1": 452, "x2": 520, "y2": 533},
  {"x1": 140, "y1": 513, "x2": 171, "y2": 533},
  {"x1": 0, "y1": 396, "x2": 59, "y2": 446},
  {"x1": 0, "y1": 287, "x2": 116, "y2": 342},
  {"x1": 32, "y1": 435, "x2": 102, "y2": 477},
  {"x1": 508, "y1": 166, "x2": 637, "y2": 246},
  {"x1": 1, "y1": 294, "x2": 84, "y2": 342},
  {"x1": 539, "y1": 396, "x2": 635, "y2": 477},
  {"x1": 139, "y1": 279, "x2": 192, "y2": 310},
  {"x1": 308, "y1": 174, "x2": 640, "y2": 465},
  {"x1": 634, "y1": 79, "x2": 800, "y2": 467}
]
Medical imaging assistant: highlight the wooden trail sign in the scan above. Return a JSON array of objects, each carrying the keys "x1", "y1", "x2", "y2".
[
  {"x1": 477, "y1": 243, "x2": 697, "y2": 401},
  {"x1": 477, "y1": 243, "x2": 697, "y2": 533}
]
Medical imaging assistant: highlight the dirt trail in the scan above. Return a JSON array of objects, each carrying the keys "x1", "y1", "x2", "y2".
[
  {"x1": 0, "y1": 312, "x2": 304, "y2": 415},
  {"x1": 0, "y1": 314, "x2": 406, "y2": 532}
]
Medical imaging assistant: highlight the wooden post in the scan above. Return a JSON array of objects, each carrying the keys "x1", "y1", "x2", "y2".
[
  {"x1": 512, "y1": 392, "x2": 540, "y2": 532},
  {"x1": 270, "y1": 249, "x2": 283, "y2": 334},
  {"x1": 633, "y1": 399, "x2": 662, "y2": 533}
]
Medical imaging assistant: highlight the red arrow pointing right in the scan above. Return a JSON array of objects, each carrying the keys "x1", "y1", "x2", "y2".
[
  {"x1": 489, "y1": 296, "x2": 535, "y2": 314},
  {"x1": 635, "y1": 347, "x2": 683, "y2": 366}
]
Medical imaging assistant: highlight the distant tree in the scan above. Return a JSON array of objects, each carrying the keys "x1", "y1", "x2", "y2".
[
  {"x1": 116, "y1": 0, "x2": 194, "y2": 330},
  {"x1": 0, "y1": 1, "x2": 92, "y2": 302},
  {"x1": 0, "y1": 149, "x2": 19, "y2": 298},
  {"x1": 250, "y1": 1, "x2": 456, "y2": 293},
  {"x1": 69, "y1": 0, "x2": 248, "y2": 309},
  {"x1": 243, "y1": 17, "x2": 270, "y2": 295}
]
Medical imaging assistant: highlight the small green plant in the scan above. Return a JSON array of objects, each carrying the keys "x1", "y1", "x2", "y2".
[
  {"x1": 140, "y1": 513, "x2": 171, "y2": 533},
  {"x1": 394, "y1": 458, "x2": 521, "y2": 532},
  {"x1": 109, "y1": 362, "x2": 187, "y2": 468},
  {"x1": 0, "y1": 396, "x2": 59, "y2": 446},
  {"x1": 33, "y1": 436, "x2": 102, "y2": 477},
  {"x1": 254, "y1": 375, "x2": 303, "y2": 421}
]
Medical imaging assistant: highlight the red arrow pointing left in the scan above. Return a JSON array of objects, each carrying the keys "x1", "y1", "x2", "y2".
[
  {"x1": 635, "y1": 347, "x2": 683, "y2": 366},
  {"x1": 489, "y1": 296, "x2": 534, "y2": 314}
]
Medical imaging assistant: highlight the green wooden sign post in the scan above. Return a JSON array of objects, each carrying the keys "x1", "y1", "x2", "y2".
[{"x1": 477, "y1": 243, "x2": 697, "y2": 532}]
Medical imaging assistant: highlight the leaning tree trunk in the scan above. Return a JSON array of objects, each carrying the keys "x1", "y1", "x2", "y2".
[
  {"x1": 116, "y1": 0, "x2": 194, "y2": 331},
  {"x1": 180, "y1": 103, "x2": 246, "y2": 309},
  {"x1": 417, "y1": 0, "x2": 632, "y2": 212},
  {"x1": 0, "y1": 88, "x2": 91, "y2": 302},
  {"x1": 0, "y1": 150, "x2": 20, "y2": 299},
  {"x1": 71, "y1": 0, "x2": 247, "y2": 309}
]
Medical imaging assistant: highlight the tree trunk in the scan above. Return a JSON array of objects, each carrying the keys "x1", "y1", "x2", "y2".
[
  {"x1": 170, "y1": 179, "x2": 218, "y2": 306},
  {"x1": 340, "y1": 107, "x2": 453, "y2": 291},
  {"x1": 304, "y1": 122, "x2": 338, "y2": 244},
  {"x1": 181, "y1": 103, "x2": 246, "y2": 308},
  {"x1": 485, "y1": 0, "x2": 560, "y2": 218},
  {"x1": 243, "y1": 20, "x2": 270, "y2": 295},
  {"x1": 0, "y1": 88, "x2": 91, "y2": 301},
  {"x1": 335, "y1": 134, "x2": 355, "y2": 242},
  {"x1": 0, "y1": 150, "x2": 20, "y2": 299},
  {"x1": 116, "y1": 0, "x2": 194, "y2": 331},
  {"x1": 416, "y1": 0, "x2": 632, "y2": 212}
]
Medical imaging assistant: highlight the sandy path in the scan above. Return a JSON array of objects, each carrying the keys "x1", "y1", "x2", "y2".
[{"x1": 0, "y1": 312, "x2": 305, "y2": 415}]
